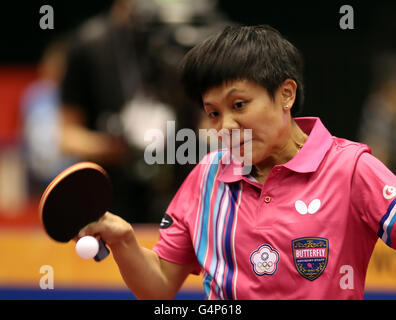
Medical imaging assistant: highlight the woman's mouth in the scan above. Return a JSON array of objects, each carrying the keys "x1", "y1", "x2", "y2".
[{"x1": 231, "y1": 138, "x2": 252, "y2": 149}]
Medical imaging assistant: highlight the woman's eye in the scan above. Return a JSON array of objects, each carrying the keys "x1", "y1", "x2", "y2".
[
  {"x1": 208, "y1": 111, "x2": 219, "y2": 118},
  {"x1": 234, "y1": 101, "x2": 246, "y2": 109}
]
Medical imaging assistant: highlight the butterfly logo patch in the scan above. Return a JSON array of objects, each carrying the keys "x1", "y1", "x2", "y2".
[
  {"x1": 295, "y1": 199, "x2": 321, "y2": 215},
  {"x1": 292, "y1": 237, "x2": 329, "y2": 281}
]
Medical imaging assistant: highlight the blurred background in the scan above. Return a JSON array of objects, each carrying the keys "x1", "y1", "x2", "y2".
[{"x1": 0, "y1": 0, "x2": 395, "y2": 299}]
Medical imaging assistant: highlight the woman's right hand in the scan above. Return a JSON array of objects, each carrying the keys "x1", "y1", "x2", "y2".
[{"x1": 76, "y1": 211, "x2": 134, "y2": 248}]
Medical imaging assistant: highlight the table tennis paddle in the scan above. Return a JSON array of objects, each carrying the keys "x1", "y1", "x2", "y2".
[{"x1": 39, "y1": 162, "x2": 112, "y2": 261}]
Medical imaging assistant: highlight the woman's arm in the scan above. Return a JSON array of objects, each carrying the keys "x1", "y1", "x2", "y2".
[{"x1": 78, "y1": 212, "x2": 195, "y2": 299}]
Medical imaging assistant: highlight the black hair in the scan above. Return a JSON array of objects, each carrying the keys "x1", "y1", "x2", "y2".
[{"x1": 179, "y1": 25, "x2": 305, "y2": 115}]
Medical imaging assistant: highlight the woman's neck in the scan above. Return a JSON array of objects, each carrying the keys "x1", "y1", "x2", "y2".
[{"x1": 252, "y1": 119, "x2": 308, "y2": 184}]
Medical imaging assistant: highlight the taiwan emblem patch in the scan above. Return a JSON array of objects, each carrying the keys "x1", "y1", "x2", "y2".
[
  {"x1": 292, "y1": 237, "x2": 329, "y2": 281},
  {"x1": 250, "y1": 244, "x2": 280, "y2": 276}
]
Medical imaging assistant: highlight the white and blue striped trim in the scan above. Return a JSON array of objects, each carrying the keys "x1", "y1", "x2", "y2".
[{"x1": 378, "y1": 198, "x2": 396, "y2": 247}]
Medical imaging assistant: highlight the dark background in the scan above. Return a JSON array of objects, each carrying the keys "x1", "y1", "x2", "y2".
[{"x1": 1, "y1": 0, "x2": 396, "y2": 140}]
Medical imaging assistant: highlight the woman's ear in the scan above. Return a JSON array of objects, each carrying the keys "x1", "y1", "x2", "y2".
[{"x1": 279, "y1": 79, "x2": 297, "y2": 109}]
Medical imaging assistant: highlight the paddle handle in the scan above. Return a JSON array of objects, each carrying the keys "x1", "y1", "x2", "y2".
[{"x1": 94, "y1": 238, "x2": 110, "y2": 262}]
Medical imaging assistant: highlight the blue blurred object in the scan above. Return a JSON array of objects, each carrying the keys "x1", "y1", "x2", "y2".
[
  {"x1": 0, "y1": 286, "x2": 205, "y2": 300},
  {"x1": 1, "y1": 286, "x2": 394, "y2": 300},
  {"x1": 21, "y1": 79, "x2": 77, "y2": 189}
]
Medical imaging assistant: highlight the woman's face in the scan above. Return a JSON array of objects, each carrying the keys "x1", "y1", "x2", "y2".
[{"x1": 202, "y1": 79, "x2": 295, "y2": 167}]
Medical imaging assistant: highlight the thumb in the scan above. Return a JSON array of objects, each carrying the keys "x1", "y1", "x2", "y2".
[{"x1": 78, "y1": 220, "x2": 103, "y2": 238}]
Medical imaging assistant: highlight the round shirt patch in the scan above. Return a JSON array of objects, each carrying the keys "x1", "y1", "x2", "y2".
[
  {"x1": 383, "y1": 185, "x2": 396, "y2": 200},
  {"x1": 250, "y1": 244, "x2": 280, "y2": 276},
  {"x1": 159, "y1": 213, "x2": 173, "y2": 229}
]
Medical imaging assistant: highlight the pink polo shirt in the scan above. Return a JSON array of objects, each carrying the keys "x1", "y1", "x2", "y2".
[{"x1": 152, "y1": 117, "x2": 396, "y2": 300}]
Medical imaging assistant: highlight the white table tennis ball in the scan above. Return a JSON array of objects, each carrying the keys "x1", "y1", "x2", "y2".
[{"x1": 75, "y1": 236, "x2": 99, "y2": 259}]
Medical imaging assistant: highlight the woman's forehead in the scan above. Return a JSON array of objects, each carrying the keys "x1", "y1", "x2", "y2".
[{"x1": 203, "y1": 79, "x2": 267, "y2": 100}]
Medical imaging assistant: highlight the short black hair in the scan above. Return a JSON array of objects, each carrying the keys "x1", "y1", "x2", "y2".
[{"x1": 179, "y1": 25, "x2": 305, "y2": 115}]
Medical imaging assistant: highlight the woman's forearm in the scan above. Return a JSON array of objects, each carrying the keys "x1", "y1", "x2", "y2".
[{"x1": 110, "y1": 232, "x2": 178, "y2": 300}]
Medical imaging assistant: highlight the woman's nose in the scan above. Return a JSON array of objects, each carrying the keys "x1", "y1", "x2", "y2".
[
  {"x1": 218, "y1": 114, "x2": 241, "y2": 147},
  {"x1": 221, "y1": 113, "x2": 240, "y2": 131}
]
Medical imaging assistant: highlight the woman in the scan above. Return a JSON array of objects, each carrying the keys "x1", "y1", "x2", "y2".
[{"x1": 78, "y1": 25, "x2": 396, "y2": 299}]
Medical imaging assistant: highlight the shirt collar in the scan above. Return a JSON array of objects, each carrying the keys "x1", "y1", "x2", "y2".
[{"x1": 217, "y1": 117, "x2": 333, "y2": 183}]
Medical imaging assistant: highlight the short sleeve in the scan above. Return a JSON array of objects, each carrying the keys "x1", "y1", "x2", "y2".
[
  {"x1": 152, "y1": 160, "x2": 206, "y2": 275},
  {"x1": 351, "y1": 151, "x2": 396, "y2": 248}
]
